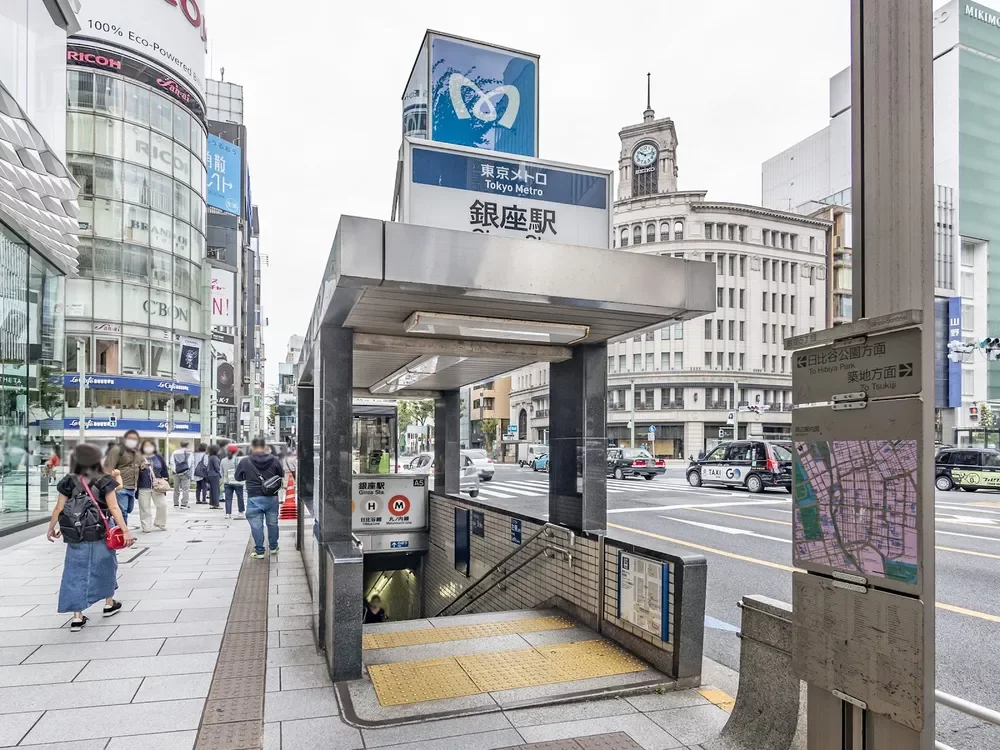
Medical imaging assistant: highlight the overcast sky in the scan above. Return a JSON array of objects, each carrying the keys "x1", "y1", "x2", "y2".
[{"x1": 206, "y1": 0, "x2": 966, "y2": 389}]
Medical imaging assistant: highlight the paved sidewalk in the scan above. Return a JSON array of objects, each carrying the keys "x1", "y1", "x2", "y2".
[{"x1": 0, "y1": 504, "x2": 248, "y2": 748}]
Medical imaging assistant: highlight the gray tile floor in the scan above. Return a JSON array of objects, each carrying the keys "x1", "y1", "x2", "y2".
[{"x1": 1, "y1": 514, "x2": 731, "y2": 750}]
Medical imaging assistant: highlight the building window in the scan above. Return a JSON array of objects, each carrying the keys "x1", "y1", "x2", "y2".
[
  {"x1": 728, "y1": 255, "x2": 735, "y2": 275},
  {"x1": 790, "y1": 234, "x2": 798, "y2": 250},
  {"x1": 809, "y1": 266, "x2": 815, "y2": 285},
  {"x1": 739, "y1": 225, "x2": 747, "y2": 242},
  {"x1": 763, "y1": 261, "x2": 769, "y2": 281},
  {"x1": 739, "y1": 255, "x2": 746, "y2": 277},
  {"x1": 646, "y1": 352, "x2": 654, "y2": 371},
  {"x1": 962, "y1": 242, "x2": 975, "y2": 266},
  {"x1": 633, "y1": 353, "x2": 641, "y2": 371},
  {"x1": 660, "y1": 221, "x2": 670, "y2": 240},
  {"x1": 762, "y1": 354, "x2": 767, "y2": 371},
  {"x1": 620, "y1": 228, "x2": 628, "y2": 247},
  {"x1": 705, "y1": 319, "x2": 712, "y2": 340},
  {"x1": 772, "y1": 292, "x2": 777, "y2": 311},
  {"x1": 728, "y1": 288, "x2": 734, "y2": 308},
  {"x1": 706, "y1": 252, "x2": 714, "y2": 265},
  {"x1": 95, "y1": 338, "x2": 120, "y2": 374},
  {"x1": 739, "y1": 321, "x2": 745, "y2": 341},
  {"x1": 608, "y1": 356, "x2": 615, "y2": 372},
  {"x1": 729, "y1": 353, "x2": 735, "y2": 369},
  {"x1": 674, "y1": 323, "x2": 683, "y2": 339},
  {"x1": 728, "y1": 224, "x2": 736, "y2": 241},
  {"x1": 704, "y1": 352, "x2": 712, "y2": 368},
  {"x1": 705, "y1": 223, "x2": 713, "y2": 240},
  {"x1": 762, "y1": 292, "x2": 768, "y2": 312},
  {"x1": 739, "y1": 289, "x2": 745, "y2": 308},
  {"x1": 762, "y1": 229, "x2": 770, "y2": 246},
  {"x1": 633, "y1": 226, "x2": 642, "y2": 245},
  {"x1": 717, "y1": 254, "x2": 725, "y2": 274},
  {"x1": 674, "y1": 353, "x2": 683, "y2": 369},
  {"x1": 717, "y1": 320, "x2": 724, "y2": 339},
  {"x1": 781, "y1": 356, "x2": 786, "y2": 373},
  {"x1": 714, "y1": 352, "x2": 722, "y2": 368},
  {"x1": 647, "y1": 223, "x2": 656, "y2": 243},
  {"x1": 809, "y1": 297, "x2": 816, "y2": 316},
  {"x1": 809, "y1": 236, "x2": 816, "y2": 252},
  {"x1": 762, "y1": 324, "x2": 767, "y2": 343},
  {"x1": 661, "y1": 352, "x2": 670, "y2": 370},
  {"x1": 772, "y1": 259, "x2": 779, "y2": 278},
  {"x1": 781, "y1": 294, "x2": 786, "y2": 313},
  {"x1": 728, "y1": 320, "x2": 735, "y2": 340},
  {"x1": 772, "y1": 355, "x2": 777, "y2": 371},
  {"x1": 618, "y1": 354, "x2": 626, "y2": 371},
  {"x1": 781, "y1": 262, "x2": 787, "y2": 282},
  {"x1": 717, "y1": 287, "x2": 724, "y2": 307},
  {"x1": 739, "y1": 353, "x2": 745, "y2": 369},
  {"x1": 674, "y1": 220, "x2": 684, "y2": 240},
  {"x1": 790, "y1": 295, "x2": 796, "y2": 314},
  {"x1": 773, "y1": 324, "x2": 778, "y2": 343}
]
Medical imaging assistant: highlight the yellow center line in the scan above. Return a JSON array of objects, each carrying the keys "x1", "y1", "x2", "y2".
[
  {"x1": 608, "y1": 522, "x2": 1000, "y2": 624},
  {"x1": 935, "y1": 545, "x2": 1000, "y2": 561}
]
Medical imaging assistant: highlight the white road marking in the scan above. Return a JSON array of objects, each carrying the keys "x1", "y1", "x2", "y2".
[
  {"x1": 474, "y1": 488, "x2": 517, "y2": 499},
  {"x1": 935, "y1": 503, "x2": 1000, "y2": 516},
  {"x1": 937, "y1": 515, "x2": 999, "y2": 525},
  {"x1": 935, "y1": 529, "x2": 1000, "y2": 542},
  {"x1": 659, "y1": 516, "x2": 791, "y2": 544},
  {"x1": 609, "y1": 499, "x2": 791, "y2": 514}
]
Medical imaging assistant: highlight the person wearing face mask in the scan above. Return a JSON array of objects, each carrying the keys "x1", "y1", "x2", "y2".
[
  {"x1": 103, "y1": 430, "x2": 145, "y2": 527},
  {"x1": 136, "y1": 440, "x2": 170, "y2": 532}
]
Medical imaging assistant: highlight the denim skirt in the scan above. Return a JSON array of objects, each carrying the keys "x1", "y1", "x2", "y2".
[{"x1": 58, "y1": 541, "x2": 118, "y2": 613}]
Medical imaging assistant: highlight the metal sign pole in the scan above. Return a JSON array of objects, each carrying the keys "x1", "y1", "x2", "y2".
[
  {"x1": 791, "y1": 2, "x2": 935, "y2": 749},
  {"x1": 77, "y1": 340, "x2": 86, "y2": 444}
]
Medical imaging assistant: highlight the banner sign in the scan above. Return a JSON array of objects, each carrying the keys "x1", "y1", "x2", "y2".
[
  {"x1": 39, "y1": 418, "x2": 200, "y2": 433},
  {"x1": 211, "y1": 333, "x2": 235, "y2": 406},
  {"x1": 352, "y1": 474, "x2": 428, "y2": 532},
  {"x1": 211, "y1": 268, "x2": 235, "y2": 326},
  {"x1": 177, "y1": 337, "x2": 202, "y2": 383},
  {"x1": 206, "y1": 135, "x2": 241, "y2": 215},
  {"x1": 401, "y1": 139, "x2": 611, "y2": 249},
  {"x1": 62, "y1": 374, "x2": 200, "y2": 395},
  {"x1": 948, "y1": 296, "x2": 963, "y2": 409}
]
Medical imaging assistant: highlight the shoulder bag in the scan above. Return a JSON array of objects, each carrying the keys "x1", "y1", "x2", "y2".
[
  {"x1": 149, "y1": 464, "x2": 170, "y2": 494},
  {"x1": 248, "y1": 459, "x2": 282, "y2": 497},
  {"x1": 80, "y1": 479, "x2": 128, "y2": 551}
]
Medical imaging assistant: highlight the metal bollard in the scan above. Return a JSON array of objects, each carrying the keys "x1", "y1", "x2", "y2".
[{"x1": 704, "y1": 596, "x2": 806, "y2": 750}]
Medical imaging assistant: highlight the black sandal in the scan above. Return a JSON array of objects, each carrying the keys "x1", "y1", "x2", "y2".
[{"x1": 70, "y1": 615, "x2": 88, "y2": 632}]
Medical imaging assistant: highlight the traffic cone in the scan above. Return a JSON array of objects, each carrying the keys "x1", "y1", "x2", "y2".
[{"x1": 279, "y1": 473, "x2": 297, "y2": 520}]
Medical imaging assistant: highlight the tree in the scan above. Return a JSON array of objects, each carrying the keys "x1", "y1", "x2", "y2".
[
  {"x1": 480, "y1": 417, "x2": 499, "y2": 453},
  {"x1": 980, "y1": 403, "x2": 997, "y2": 429},
  {"x1": 30, "y1": 366, "x2": 64, "y2": 420},
  {"x1": 398, "y1": 399, "x2": 434, "y2": 450}
]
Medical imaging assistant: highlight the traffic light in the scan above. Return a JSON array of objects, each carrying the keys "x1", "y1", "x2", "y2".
[{"x1": 970, "y1": 405, "x2": 980, "y2": 423}]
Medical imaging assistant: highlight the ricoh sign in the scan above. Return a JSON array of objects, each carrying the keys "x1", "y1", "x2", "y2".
[{"x1": 74, "y1": 0, "x2": 208, "y2": 100}]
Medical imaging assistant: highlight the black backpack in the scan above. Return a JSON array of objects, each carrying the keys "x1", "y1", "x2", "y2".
[{"x1": 58, "y1": 476, "x2": 107, "y2": 543}]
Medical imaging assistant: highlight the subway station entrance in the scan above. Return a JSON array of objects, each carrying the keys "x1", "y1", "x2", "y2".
[{"x1": 294, "y1": 215, "x2": 715, "y2": 705}]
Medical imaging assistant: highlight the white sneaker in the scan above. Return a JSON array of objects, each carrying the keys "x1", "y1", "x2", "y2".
[
  {"x1": 236, "y1": 513, "x2": 245, "y2": 519},
  {"x1": 225, "y1": 514, "x2": 232, "y2": 520}
]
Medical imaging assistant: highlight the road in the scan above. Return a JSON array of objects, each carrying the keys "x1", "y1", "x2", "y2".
[{"x1": 476, "y1": 463, "x2": 1000, "y2": 749}]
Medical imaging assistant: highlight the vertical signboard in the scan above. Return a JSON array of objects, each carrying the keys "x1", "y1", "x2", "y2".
[
  {"x1": 403, "y1": 32, "x2": 539, "y2": 157},
  {"x1": 206, "y1": 135, "x2": 242, "y2": 215},
  {"x1": 211, "y1": 331, "x2": 235, "y2": 406},
  {"x1": 177, "y1": 336, "x2": 201, "y2": 383},
  {"x1": 211, "y1": 269, "x2": 235, "y2": 327},
  {"x1": 948, "y1": 296, "x2": 963, "y2": 408}
]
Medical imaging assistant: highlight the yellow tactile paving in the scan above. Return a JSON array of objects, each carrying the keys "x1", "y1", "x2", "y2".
[
  {"x1": 362, "y1": 615, "x2": 574, "y2": 650},
  {"x1": 698, "y1": 688, "x2": 736, "y2": 713},
  {"x1": 368, "y1": 657, "x2": 480, "y2": 706},
  {"x1": 368, "y1": 638, "x2": 649, "y2": 706}
]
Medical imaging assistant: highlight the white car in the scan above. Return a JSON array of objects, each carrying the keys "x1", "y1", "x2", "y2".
[
  {"x1": 461, "y1": 449, "x2": 495, "y2": 481},
  {"x1": 400, "y1": 452, "x2": 480, "y2": 498}
]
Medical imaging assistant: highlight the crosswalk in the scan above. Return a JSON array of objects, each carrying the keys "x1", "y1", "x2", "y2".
[{"x1": 476, "y1": 477, "x2": 679, "y2": 500}]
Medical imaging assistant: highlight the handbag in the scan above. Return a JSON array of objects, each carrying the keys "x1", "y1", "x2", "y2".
[
  {"x1": 80, "y1": 479, "x2": 128, "y2": 551},
  {"x1": 150, "y1": 465, "x2": 170, "y2": 494}
]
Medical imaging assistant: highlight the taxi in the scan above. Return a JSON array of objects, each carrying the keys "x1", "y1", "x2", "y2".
[
  {"x1": 687, "y1": 440, "x2": 793, "y2": 493},
  {"x1": 935, "y1": 447, "x2": 1000, "y2": 492}
]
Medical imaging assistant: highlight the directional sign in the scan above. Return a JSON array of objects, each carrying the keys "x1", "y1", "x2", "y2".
[
  {"x1": 648, "y1": 425, "x2": 656, "y2": 435},
  {"x1": 510, "y1": 517, "x2": 522, "y2": 545},
  {"x1": 792, "y1": 326, "x2": 922, "y2": 404}
]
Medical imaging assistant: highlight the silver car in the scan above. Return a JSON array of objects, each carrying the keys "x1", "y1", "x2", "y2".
[
  {"x1": 400, "y1": 452, "x2": 480, "y2": 498},
  {"x1": 461, "y1": 449, "x2": 495, "y2": 481}
]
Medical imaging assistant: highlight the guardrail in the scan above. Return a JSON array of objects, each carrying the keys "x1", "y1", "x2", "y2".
[{"x1": 935, "y1": 691, "x2": 1000, "y2": 750}]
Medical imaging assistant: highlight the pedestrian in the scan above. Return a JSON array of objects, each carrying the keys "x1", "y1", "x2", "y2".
[
  {"x1": 46, "y1": 443, "x2": 135, "y2": 631},
  {"x1": 364, "y1": 595, "x2": 387, "y2": 623},
  {"x1": 236, "y1": 437, "x2": 284, "y2": 558},
  {"x1": 104, "y1": 430, "x2": 144, "y2": 527},
  {"x1": 171, "y1": 440, "x2": 192, "y2": 508},
  {"x1": 137, "y1": 439, "x2": 170, "y2": 532},
  {"x1": 205, "y1": 444, "x2": 223, "y2": 509},
  {"x1": 220, "y1": 444, "x2": 245, "y2": 520},
  {"x1": 192, "y1": 443, "x2": 208, "y2": 503}
]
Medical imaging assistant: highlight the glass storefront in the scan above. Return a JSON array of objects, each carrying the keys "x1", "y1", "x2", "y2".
[
  {"x1": 0, "y1": 224, "x2": 66, "y2": 534},
  {"x1": 63, "y1": 66, "x2": 208, "y2": 437}
]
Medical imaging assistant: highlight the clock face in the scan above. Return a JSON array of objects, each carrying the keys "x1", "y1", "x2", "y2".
[{"x1": 633, "y1": 144, "x2": 657, "y2": 167}]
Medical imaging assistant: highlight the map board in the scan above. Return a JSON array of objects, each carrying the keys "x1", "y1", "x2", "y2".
[
  {"x1": 792, "y1": 401, "x2": 924, "y2": 594},
  {"x1": 618, "y1": 551, "x2": 669, "y2": 642},
  {"x1": 792, "y1": 572, "x2": 925, "y2": 730}
]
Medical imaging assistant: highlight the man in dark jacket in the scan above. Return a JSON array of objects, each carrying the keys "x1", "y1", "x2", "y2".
[
  {"x1": 104, "y1": 430, "x2": 145, "y2": 526},
  {"x1": 235, "y1": 437, "x2": 284, "y2": 558}
]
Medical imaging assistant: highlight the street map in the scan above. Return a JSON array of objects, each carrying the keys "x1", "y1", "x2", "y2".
[{"x1": 793, "y1": 440, "x2": 919, "y2": 585}]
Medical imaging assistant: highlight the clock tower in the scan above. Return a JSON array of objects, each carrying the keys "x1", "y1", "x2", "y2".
[{"x1": 616, "y1": 74, "x2": 678, "y2": 202}]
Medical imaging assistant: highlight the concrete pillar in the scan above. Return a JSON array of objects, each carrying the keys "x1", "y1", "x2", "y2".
[
  {"x1": 296, "y1": 383, "x2": 314, "y2": 550},
  {"x1": 433, "y1": 390, "x2": 461, "y2": 495},
  {"x1": 549, "y1": 344, "x2": 607, "y2": 534},
  {"x1": 315, "y1": 325, "x2": 363, "y2": 682},
  {"x1": 317, "y1": 325, "x2": 353, "y2": 543}
]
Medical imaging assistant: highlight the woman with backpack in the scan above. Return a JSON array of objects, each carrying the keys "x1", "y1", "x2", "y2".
[
  {"x1": 45, "y1": 443, "x2": 135, "y2": 631},
  {"x1": 137, "y1": 439, "x2": 170, "y2": 532}
]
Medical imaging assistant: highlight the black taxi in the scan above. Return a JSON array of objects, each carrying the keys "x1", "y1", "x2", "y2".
[
  {"x1": 935, "y1": 447, "x2": 1000, "y2": 492},
  {"x1": 687, "y1": 440, "x2": 793, "y2": 493}
]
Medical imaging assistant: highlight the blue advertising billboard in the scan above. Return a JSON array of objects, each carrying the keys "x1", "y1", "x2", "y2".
[
  {"x1": 60, "y1": 374, "x2": 201, "y2": 396},
  {"x1": 206, "y1": 134, "x2": 242, "y2": 215},
  {"x1": 948, "y1": 296, "x2": 963, "y2": 408},
  {"x1": 427, "y1": 34, "x2": 538, "y2": 157}
]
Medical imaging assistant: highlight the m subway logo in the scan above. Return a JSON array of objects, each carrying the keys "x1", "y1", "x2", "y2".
[{"x1": 448, "y1": 74, "x2": 520, "y2": 128}]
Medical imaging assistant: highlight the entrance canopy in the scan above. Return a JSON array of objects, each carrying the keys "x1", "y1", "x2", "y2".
[{"x1": 299, "y1": 216, "x2": 715, "y2": 392}]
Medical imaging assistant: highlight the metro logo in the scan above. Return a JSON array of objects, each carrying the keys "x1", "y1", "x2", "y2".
[{"x1": 388, "y1": 496, "x2": 411, "y2": 517}]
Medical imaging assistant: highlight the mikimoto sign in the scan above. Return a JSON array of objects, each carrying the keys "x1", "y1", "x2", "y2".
[
  {"x1": 352, "y1": 475, "x2": 428, "y2": 532},
  {"x1": 74, "y1": 0, "x2": 208, "y2": 100}
]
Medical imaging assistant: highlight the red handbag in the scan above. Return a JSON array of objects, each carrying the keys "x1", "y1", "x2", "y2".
[{"x1": 81, "y1": 479, "x2": 128, "y2": 551}]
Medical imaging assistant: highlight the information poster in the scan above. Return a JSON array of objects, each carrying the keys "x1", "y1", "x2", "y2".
[
  {"x1": 351, "y1": 475, "x2": 428, "y2": 532},
  {"x1": 618, "y1": 551, "x2": 669, "y2": 641}
]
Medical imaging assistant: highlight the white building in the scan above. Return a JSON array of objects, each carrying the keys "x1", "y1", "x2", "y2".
[
  {"x1": 761, "y1": 0, "x2": 999, "y2": 443},
  {"x1": 509, "y1": 99, "x2": 829, "y2": 456}
]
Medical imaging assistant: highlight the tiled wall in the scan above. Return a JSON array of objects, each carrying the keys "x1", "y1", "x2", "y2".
[{"x1": 424, "y1": 493, "x2": 705, "y2": 681}]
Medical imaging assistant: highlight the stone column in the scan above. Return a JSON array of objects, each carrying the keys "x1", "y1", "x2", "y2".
[
  {"x1": 315, "y1": 325, "x2": 363, "y2": 682},
  {"x1": 548, "y1": 343, "x2": 607, "y2": 534},
  {"x1": 433, "y1": 390, "x2": 461, "y2": 495}
]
